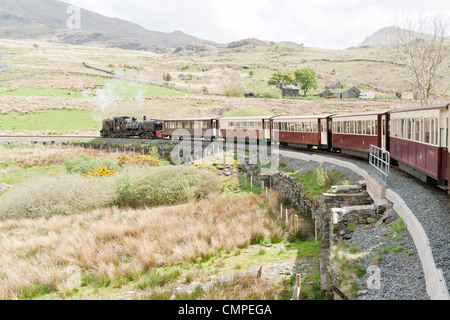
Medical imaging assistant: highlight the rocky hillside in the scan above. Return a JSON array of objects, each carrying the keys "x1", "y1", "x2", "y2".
[{"x1": 0, "y1": 0, "x2": 217, "y2": 52}]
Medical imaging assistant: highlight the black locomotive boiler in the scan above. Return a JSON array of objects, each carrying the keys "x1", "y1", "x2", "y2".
[{"x1": 100, "y1": 116, "x2": 163, "y2": 139}]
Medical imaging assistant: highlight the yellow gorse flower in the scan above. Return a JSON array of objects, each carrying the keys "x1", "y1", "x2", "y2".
[
  {"x1": 117, "y1": 154, "x2": 160, "y2": 168},
  {"x1": 87, "y1": 167, "x2": 118, "y2": 178}
]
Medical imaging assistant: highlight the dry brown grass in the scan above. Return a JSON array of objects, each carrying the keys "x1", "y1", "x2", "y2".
[
  {"x1": 0, "y1": 145, "x2": 118, "y2": 168},
  {"x1": 0, "y1": 192, "x2": 286, "y2": 299},
  {"x1": 200, "y1": 273, "x2": 284, "y2": 300},
  {"x1": 12, "y1": 147, "x2": 110, "y2": 167},
  {"x1": 0, "y1": 96, "x2": 91, "y2": 115},
  {"x1": 7, "y1": 74, "x2": 102, "y2": 91}
]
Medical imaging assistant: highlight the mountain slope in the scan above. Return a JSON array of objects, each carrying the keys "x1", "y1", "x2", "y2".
[
  {"x1": 357, "y1": 26, "x2": 449, "y2": 48},
  {"x1": 0, "y1": 0, "x2": 217, "y2": 51}
]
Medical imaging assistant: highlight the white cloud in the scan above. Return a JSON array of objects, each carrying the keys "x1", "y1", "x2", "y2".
[{"x1": 61, "y1": 0, "x2": 450, "y2": 49}]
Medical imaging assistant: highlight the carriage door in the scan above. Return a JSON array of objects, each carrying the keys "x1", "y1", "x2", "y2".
[
  {"x1": 212, "y1": 119, "x2": 217, "y2": 138},
  {"x1": 320, "y1": 119, "x2": 327, "y2": 146},
  {"x1": 264, "y1": 120, "x2": 271, "y2": 140},
  {"x1": 382, "y1": 115, "x2": 387, "y2": 150}
]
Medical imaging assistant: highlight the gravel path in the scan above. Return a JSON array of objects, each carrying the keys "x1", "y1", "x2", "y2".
[{"x1": 282, "y1": 150, "x2": 449, "y2": 300}]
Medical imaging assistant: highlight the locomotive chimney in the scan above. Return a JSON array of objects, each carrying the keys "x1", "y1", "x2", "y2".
[{"x1": 143, "y1": 116, "x2": 147, "y2": 121}]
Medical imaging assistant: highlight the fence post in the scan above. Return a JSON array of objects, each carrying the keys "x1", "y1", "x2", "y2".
[
  {"x1": 280, "y1": 203, "x2": 283, "y2": 220},
  {"x1": 295, "y1": 275, "x2": 302, "y2": 300},
  {"x1": 315, "y1": 217, "x2": 318, "y2": 242}
]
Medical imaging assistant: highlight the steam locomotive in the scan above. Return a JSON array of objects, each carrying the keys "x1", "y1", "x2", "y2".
[{"x1": 100, "y1": 116, "x2": 163, "y2": 139}]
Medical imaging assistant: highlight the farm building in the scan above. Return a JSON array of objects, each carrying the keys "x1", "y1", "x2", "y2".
[
  {"x1": 325, "y1": 81, "x2": 344, "y2": 90},
  {"x1": 282, "y1": 85, "x2": 300, "y2": 97},
  {"x1": 396, "y1": 91, "x2": 415, "y2": 100},
  {"x1": 335, "y1": 87, "x2": 361, "y2": 99},
  {"x1": 315, "y1": 89, "x2": 334, "y2": 98}
]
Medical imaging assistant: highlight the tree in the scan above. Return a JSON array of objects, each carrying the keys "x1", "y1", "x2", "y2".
[
  {"x1": 294, "y1": 68, "x2": 318, "y2": 97},
  {"x1": 384, "y1": 14, "x2": 449, "y2": 105},
  {"x1": 268, "y1": 70, "x2": 296, "y2": 89}
]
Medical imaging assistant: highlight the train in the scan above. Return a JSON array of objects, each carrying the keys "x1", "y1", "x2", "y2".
[{"x1": 101, "y1": 102, "x2": 450, "y2": 190}]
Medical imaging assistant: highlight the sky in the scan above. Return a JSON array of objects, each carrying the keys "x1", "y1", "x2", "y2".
[{"x1": 61, "y1": 0, "x2": 450, "y2": 49}]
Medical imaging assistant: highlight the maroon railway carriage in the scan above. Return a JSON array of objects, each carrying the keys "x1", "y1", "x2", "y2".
[
  {"x1": 218, "y1": 116, "x2": 273, "y2": 142},
  {"x1": 271, "y1": 115, "x2": 333, "y2": 149},
  {"x1": 162, "y1": 118, "x2": 219, "y2": 141},
  {"x1": 389, "y1": 103, "x2": 449, "y2": 187},
  {"x1": 331, "y1": 111, "x2": 390, "y2": 158}
]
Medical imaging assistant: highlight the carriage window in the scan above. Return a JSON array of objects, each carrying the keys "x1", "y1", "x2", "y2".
[
  {"x1": 407, "y1": 119, "x2": 411, "y2": 140},
  {"x1": 430, "y1": 119, "x2": 435, "y2": 145},
  {"x1": 424, "y1": 119, "x2": 431, "y2": 144},
  {"x1": 356, "y1": 121, "x2": 362, "y2": 134},
  {"x1": 289, "y1": 122, "x2": 294, "y2": 132},
  {"x1": 415, "y1": 119, "x2": 421, "y2": 142},
  {"x1": 365, "y1": 121, "x2": 371, "y2": 136},
  {"x1": 304, "y1": 122, "x2": 311, "y2": 132},
  {"x1": 432, "y1": 119, "x2": 437, "y2": 145},
  {"x1": 349, "y1": 121, "x2": 354, "y2": 134}
]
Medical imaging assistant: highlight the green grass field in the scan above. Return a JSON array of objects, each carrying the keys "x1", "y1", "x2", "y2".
[{"x1": 0, "y1": 110, "x2": 102, "y2": 133}]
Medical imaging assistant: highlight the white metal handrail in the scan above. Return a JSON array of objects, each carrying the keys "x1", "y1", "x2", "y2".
[{"x1": 369, "y1": 145, "x2": 390, "y2": 187}]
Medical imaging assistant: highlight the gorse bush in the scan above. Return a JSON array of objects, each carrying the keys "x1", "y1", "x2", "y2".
[
  {"x1": 115, "y1": 166, "x2": 221, "y2": 208},
  {"x1": 118, "y1": 155, "x2": 160, "y2": 168},
  {"x1": 65, "y1": 154, "x2": 121, "y2": 176},
  {"x1": 0, "y1": 174, "x2": 117, "y2": 219}
]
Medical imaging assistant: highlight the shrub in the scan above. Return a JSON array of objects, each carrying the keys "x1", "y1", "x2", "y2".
[
  {"x1": 115, "y1": 166, "x2": 221, "y2": 209},
  {"x1": 118, "y1": 155, "x2": 160, "y2": 168},
  {"x1": 261, "y1": 91, "x2": 281, "y2": 99},
  {"x1": 65, "y1": 154, "x2": 121, "y2": 176},
  {"x1": 223, "y1": 85, "x2": 244, "y2": 97},
  {"x1": 0, "y1": 174, "x2": 117, "y2": 219},
  {"x1": 314, "y1": 164, "x2": 327, "y2": 187}
]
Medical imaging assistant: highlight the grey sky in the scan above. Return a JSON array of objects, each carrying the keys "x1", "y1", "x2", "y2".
[{"x1": 61, "y1": 0, "x2": 450, "y2": 49}]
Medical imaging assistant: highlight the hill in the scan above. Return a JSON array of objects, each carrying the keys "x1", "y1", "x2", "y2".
[
  {"x1": 0, "y1": 0, "x2": 217, "y2": 52},
  {"x1": 356, "y1": 26, "x2": 450, "y2": 48}
]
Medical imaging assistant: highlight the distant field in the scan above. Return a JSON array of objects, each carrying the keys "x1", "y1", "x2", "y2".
[
  {"x1": 0, "y1": 110, "x2": 102, "y2": 134},
  {"x1": 0, "y1": 87, "x2": 85, "y2": 98},
  {"x1": 85, "y1": 76, "x2": 190, "y2": 99},
  {"x1": 222, "y1": 107, "x2": 275, "y2": 117}
]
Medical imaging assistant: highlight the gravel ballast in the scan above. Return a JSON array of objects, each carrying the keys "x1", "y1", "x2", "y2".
[{"x1": 282, "y1": 150, "x2": 449, "y2": 300}]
